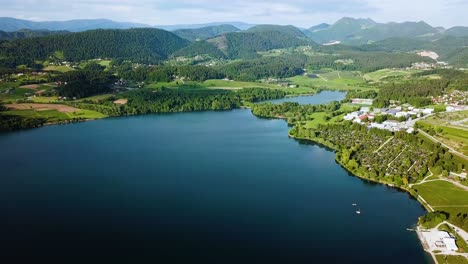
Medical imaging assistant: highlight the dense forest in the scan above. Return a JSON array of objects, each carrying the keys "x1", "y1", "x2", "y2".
[
  {"x1": 173, "y1": 25, "x2": 240, "y2": 42},
  {"x1": 56, "y1": 63, "x2": 117, "y2": 98},
  {"x1": 219, "y1": 54, "x2": 308, "y2": 81},
  {"x1": 0, "y1": 29, "x2": 69, "y2": 41},
  {"x1": 70, "y1": 87, "x2": 286, "y2": 116},
  {"x1": 0, "y1": 28, "x2": 190, "y2": 67},
  {"x1": 222, "y1": 30, "x2": 313, "y2": 59},
  {"x1": 171, "y1": 40, "x2": 227, "y2": 59},
  {"x1": 252, "y1": 101, "x2": 341, "y2": 124}
]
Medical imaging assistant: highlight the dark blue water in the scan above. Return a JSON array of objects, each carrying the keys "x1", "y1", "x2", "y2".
[
  {"x1": 264, "y1": 90, "x2": 346, "y2": 104},
  {"x1": 0, "y1": 93, "x2": 431, "y2": 263}
]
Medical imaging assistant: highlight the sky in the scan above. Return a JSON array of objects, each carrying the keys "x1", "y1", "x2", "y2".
[{"x1": 1, "y1": 0, "x2": 467, "y2": 28}]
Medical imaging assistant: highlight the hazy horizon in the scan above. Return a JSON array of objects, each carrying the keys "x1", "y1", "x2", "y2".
[{"x1": 2, "y1": 0, "x2": 467, "y2": 28}]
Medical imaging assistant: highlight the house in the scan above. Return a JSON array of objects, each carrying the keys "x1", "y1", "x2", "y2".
[{"x1": 386, "y1": 109, "x2": 399, "y2": 116}]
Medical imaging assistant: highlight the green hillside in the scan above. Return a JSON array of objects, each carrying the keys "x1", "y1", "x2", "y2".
[
  {"x1": 0, "y1": 28, "x2": 190, "y2": 67},
  {"x1": 173, "y1": 25, "x2": 240, "y2": 42}
]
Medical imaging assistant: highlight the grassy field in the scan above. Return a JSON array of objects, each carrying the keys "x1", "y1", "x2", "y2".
[
  {"x1": 202, "y1": 79, "x2": 317, "y2": 95},
  {"x1": 43, "y1": 65, "x2": 74, "y2": 72},
  {"x1": 1, "y1": 108, "x2": 107, "y2": 122},
  {"x1": 203, "y1": 80, "x2": 279, "y2": 89},
  {"x1": 363, "y1": 69, "x2": 419, "y2": 82},
  {"x1": 287, "y1": 71, "x2": 372, "y2": 91},
  {"x1": 1, "y1": 109, "x2": 70, "y2": 122},
  {"x1": 419, "y1": 111, "x2": 468, "y2": 155},
  {"x1": 76, "y1": 94, "x2": 114, "y2": 102},
  {"x1": 66, "y1": 109, "x2": 107, "y2": 119},
  {"x1": 414, "y1": 181, "x2": 468, "y2": 215},
  {"x1": 435, "y1": 255, "x2": 468, "y2": 264}
]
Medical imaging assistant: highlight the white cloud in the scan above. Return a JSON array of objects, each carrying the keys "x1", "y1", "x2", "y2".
[{"x1": 0, "y1": 0, "x2": 466, "y2": 27}]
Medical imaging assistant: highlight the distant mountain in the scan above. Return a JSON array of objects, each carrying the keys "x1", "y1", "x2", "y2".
[
  {"x1": 246, "y1": 25, "x2": 306, "y2": 38},
  {"x1": 305, "y1": 17, "x2": 377, "y2": 43},
  {"x1": 173, "y1": 25, "x2": 240, "y2": 42},
  {"x1": 445, "y1": 26, "x2": 468, "y2": 37},
  {"x1": 0, "y1": 17, "x2": 150, "y2": 32},
  {"x1": 0, "y1": 28, "x2": 190, "y2": 67},
  {"x1": 361, "y1": 35, "x2": 468, "y2": 66},
  {"x1": 307, "y1": 23, "x2": 330, "y2": 32},
  {"x1": 0, "y1": 29, "x2": 69, "y2": 40},
  {"x1": 156, "y1": 22, "x2": 256, "y2": 31},
  {"x1": 305, "y1": 18, "x2": 441, "y2": 45}
]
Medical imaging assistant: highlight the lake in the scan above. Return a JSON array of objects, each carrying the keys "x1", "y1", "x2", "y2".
[
  {"x1": 0, "y1": 92, "x2": 431, "y2": 263},
  {"x1": 264, "y1": 90, "x2": 346, "y2": 104}
]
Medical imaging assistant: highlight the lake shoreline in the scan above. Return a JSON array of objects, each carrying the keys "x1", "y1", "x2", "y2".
[{"x1": 288, "y1": 132, "x2": 436, "y2": 262}]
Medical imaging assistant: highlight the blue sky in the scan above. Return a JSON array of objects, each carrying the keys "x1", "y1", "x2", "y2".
[{"x1": 1, "y1": 0, "x2": 467, "y2": 27}]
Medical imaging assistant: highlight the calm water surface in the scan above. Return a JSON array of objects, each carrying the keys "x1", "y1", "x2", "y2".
[{"x1": 0, "y1": 92, "x2": 431, "y2": 263}]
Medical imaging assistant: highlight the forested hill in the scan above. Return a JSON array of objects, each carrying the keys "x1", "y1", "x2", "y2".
[
  {"x1": 173, "y1": 25, "x2": 240, "y2": 42},
  {"x1": 171, "y1": 40, "x2": 227, "y2": 59},
  {"x1": 0, "y1": 17, "x2": 150, "y2": 32},
  {"x1": 360, "y1": 36, "x2": 468, "y2": 66},
  {"x1": 0, "y1": 29, "x2": 70, "y2": 41},
  {"x1": 245, "y1": 25, "x2": 306, "y2": 38},
  {"x1": 0, "y1": 28, "x2": 190, "y2": 67},
  {"x1": 207, "y1": 26, "x2": 316, "y2": 59}
]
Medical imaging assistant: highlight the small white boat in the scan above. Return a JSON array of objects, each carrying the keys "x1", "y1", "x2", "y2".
[
  {"x1": 356, "y1": 209, "x2": 361, "y2": 214},
  {"x1": 352, "y1": 203, "x2": 357, "y2": 206}
]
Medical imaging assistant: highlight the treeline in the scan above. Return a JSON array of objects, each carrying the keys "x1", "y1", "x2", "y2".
[
  {"x1": 0, "y1": 28, "x2": 190, "y2": 67},
  {"x1": 252, "y1": 101, "x2": 341, "y2": 124},
  {"x1": 0, "y1": 114, "x2": 46, "y2": 132},
  {"x1": 70, "y1": 87, "x2": 285, "y2": 116},
  {"x1": 219, "y1": 55, "x2": 307, "y2": 81},
  {"x1": 112, "y1": 54, "x2": 308, "y2": 82},
  {"x1": 56, "y1": 63, "x2": 116, "y2": 98},
  {"x1": 236, "y1": 88, "x2": 286, "y2": 102}
]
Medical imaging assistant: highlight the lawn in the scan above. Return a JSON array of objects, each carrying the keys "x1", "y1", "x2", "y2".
[
  {"x1": 1, "y1": 108, "x2": 107, "y2": 122},
  {"x1": 435, "y1": 255, "x2": 468, "y2": 264},
  {"x1": 414, "y1": 181, "x2": 468, "y2": 214},
  {"x1": 1, "y1": 109, "x2": 70, "y2": 122},
  {"x1": 287, "y1": 71, "x2": 372, "y2": 91},
  {"x1": 363, "y1": 69, "x2": 419, "y2": 82},
  {"x1": 203, "y1": 79, "x2": 279, "y2": 89},
  {"x1": 43, "y1": 65, "x2": 74, "y2": 72},
  {"x1": 66, "y1": 109, "x2": 107, "y2": 119},
  {"x1": 76, "y1": 94, "x2": 114, "y2": 102}
]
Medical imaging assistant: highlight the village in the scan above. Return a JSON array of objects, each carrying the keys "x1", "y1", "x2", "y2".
[{"x1": 344, "y1": 96, "x2": 468, "y2": 133}]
